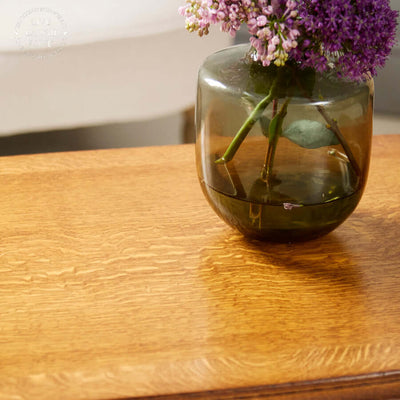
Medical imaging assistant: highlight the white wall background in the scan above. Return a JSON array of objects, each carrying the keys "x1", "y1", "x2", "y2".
[
  {"x1": 374, "y1": 0, "x2": 400, "y2": 115},
  {"x1": 0, "y1": 1, "x2": 398, "y2": 155}
]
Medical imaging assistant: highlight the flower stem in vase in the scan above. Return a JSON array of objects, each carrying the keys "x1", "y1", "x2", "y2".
[
  {"x1": 293, "y1": 74, "x2": 362, "y2": 179},
  {"x1": 215, "y1": 78, "x2": 278, "y2": 164},
  {"x1": 261, "y1": 98, "x2": 291, "y2": 185},
  {"x1": 315, "y1": 105, "x2": 362, "y2": 179}
]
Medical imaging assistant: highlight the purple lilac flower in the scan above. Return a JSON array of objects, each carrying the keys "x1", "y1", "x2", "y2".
[
  {"x1": 293, "y1": 0, "x2": 399, "y2": 79},
  {"x1": 179, "y1": 0, "x2": 399, "y2": 80}
]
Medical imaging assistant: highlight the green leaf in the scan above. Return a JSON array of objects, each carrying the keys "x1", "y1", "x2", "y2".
[{"x1": 282, "y1": 120, "x2": 340, "y2": 149}]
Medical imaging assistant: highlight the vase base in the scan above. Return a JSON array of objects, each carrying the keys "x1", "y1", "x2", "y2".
[
  {"x1": 201, "y1": 182, "x2": 362, "y2": 243},
  {"x1": 235, "y1": 224, "x2": 342, "y2": 242}
]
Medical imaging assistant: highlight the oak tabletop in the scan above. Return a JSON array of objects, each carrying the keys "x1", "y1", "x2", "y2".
[{"x1": 0, "y1": 135, "x2": 399, "y2": 400}]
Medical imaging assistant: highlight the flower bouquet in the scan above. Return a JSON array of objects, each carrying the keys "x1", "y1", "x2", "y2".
[{"x1": 180, "y1": 0, "x2": 398, "y2": 241}]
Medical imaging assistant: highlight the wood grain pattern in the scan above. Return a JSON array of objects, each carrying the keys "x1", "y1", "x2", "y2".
[{"x1": 0, "y1": 135, "x2": 399, "y2": 400}]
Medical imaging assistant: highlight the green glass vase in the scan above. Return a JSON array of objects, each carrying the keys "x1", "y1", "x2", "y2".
[{"x1": 196, "y1": 45, "x2": 373, "y2": 242}]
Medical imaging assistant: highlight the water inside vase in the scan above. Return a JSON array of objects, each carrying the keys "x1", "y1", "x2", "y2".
[{"x1": 200, "y1": 138, "x2": 362, "y2": 241}]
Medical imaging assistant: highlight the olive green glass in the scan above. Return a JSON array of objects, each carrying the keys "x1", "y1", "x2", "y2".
[{"x1": 196, "y1": 45, "x2": 373, "y2": 242}]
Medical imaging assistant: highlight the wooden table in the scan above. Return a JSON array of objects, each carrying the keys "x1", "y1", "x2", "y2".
[{"x1": 1, "y1": 135, "x2": 400, "y2": 400}]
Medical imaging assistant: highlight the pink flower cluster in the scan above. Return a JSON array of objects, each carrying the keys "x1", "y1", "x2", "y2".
[
  {"x1": 248, "y1": 0, "x2": 299, "y2": 66},
  {"x1": 179, "y1": 0, "x2": 300, "y2": 66}
]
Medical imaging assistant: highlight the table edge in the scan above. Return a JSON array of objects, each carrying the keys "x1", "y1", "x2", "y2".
[{"x1": 123, "y1": 370, "x2": 400, "y2": 400}]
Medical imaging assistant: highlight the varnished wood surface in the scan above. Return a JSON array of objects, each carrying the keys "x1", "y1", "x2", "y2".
[{"x1": 0, "y1": 135, "x2": 400, "y2": 400}]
